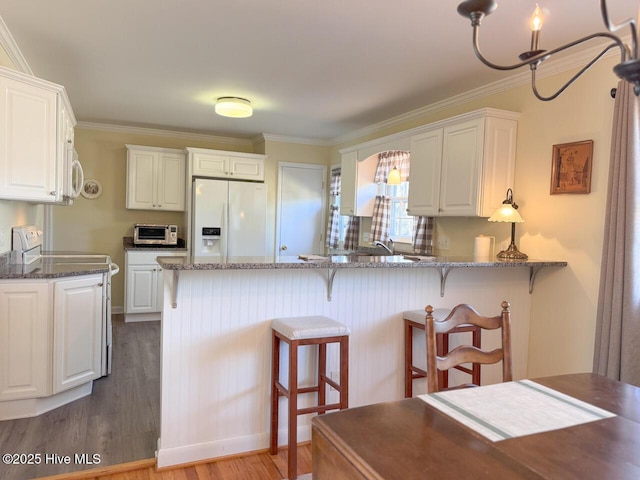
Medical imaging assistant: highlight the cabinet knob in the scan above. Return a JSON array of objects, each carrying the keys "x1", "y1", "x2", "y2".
[
  {"x1": 280, "y1": 245, "x2": 288, "y2": 251},
  {"x1": 50, "y1": 191, "x2": 57, "y2": 196}
]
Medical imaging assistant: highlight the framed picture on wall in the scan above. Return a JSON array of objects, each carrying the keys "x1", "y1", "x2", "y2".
[{"x1": 550, "y1": 140, "x2": 593, "y2": 195}]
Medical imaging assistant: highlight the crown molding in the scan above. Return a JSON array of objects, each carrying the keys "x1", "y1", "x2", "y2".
[
  {"x1": 76, "y1": 121, "x2": 254, "y2": 148},
  {"x1": 0, "y1": 16, "x2": 32, "y2": 74},
  {"x1": 256, "y1": 133, "x2": 331, "y2": 147},
  {"x1": 329, "y1": 42, "x2": 621, "y2": 146}
]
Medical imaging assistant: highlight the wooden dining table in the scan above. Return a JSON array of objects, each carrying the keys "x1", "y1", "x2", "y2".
[{"x1": 311, "y1": 373, "x2": 640, "y2": 479}]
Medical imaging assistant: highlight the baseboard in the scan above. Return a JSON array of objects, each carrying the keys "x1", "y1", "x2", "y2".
[
  {"x1": 156, "y1": 426, "x2": 312, "y2": 468},
  {"x1": 111, "y1": 305, "x2": 124, "y2": 314},
  {"x1": 0, "y1": 382, "x2": 93, "y2": 420}
]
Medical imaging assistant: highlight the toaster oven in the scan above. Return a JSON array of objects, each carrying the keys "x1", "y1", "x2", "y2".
[{"x1": 133, "y1": 224, "x2": 178, "y2": 245}]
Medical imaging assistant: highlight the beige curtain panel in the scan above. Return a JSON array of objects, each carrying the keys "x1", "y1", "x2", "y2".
[{"x1": 593, "y1": 80, "x2": 640, "y2": 387}]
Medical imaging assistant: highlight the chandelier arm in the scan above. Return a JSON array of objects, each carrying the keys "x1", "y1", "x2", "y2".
[
  {"x1": 471, "y1": 25, "x2": 628, "y2": 71},
  {"x1": 600, "y1": 0, "x2": 637, "y2": 58},
  {"x1": 530, "y1": 43, "x2": 619, "y2": 101}
]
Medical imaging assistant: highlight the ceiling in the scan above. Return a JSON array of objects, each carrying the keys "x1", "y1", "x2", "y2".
[{"x1": 0, "y1": 0, "x2": 636, "y2": 142}]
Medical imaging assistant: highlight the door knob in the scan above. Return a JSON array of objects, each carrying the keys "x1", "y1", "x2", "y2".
[{"x1": 280, "y1": 245, "x2": 288, "y2": 251}]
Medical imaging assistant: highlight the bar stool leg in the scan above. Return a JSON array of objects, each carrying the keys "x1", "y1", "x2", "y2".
[
  {"x1": 318, "y1": 342, "x2": 327, "y2": 414},
  {"x1": 269, "y1": 332, "x2": 280, "y2": 455},
  {"x1": 287, "y1": 339, "x2": 299, "y2": 480},
  {"x1": 339, "y1": 336, "x2": 349, "y2": 409}
]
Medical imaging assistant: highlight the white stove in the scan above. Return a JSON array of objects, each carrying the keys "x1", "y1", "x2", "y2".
[{"x1": 11, "y1": 225, "x2": 119, "y2": 375}]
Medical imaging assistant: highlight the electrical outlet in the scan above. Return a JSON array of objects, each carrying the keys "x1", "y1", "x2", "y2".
[{"x1": 437, "y1": 237, "x2": 450, "y2": 250}]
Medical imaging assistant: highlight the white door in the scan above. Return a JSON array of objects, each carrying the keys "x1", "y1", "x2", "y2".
[{"x1": 276, "y1": 163, "x2": 327, "y2": 259}]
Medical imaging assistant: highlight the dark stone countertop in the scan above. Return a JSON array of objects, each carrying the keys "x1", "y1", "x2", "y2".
[
  {"x1": 156, "y1": 254, "x2": 568, "y2": 271},
  {"x1": 123, "y1": 237, "x2": 187, "y2": 251}
]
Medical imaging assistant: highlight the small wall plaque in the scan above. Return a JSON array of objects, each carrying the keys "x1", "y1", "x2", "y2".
[{"x1": 550, "y1": 140, "x2": 593, "y2": 195}]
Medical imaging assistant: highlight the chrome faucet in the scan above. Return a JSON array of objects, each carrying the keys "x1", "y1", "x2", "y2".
[{"x1": 373, "y1": 239, "x2": 394, "y2": 254}]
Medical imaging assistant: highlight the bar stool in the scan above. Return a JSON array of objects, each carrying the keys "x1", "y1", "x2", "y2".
[
  {"x1": 403, "y1": 308, "x2": 481, "y2": 397},
  {"x1": 270, "y1": 315, "x2": 350, "y2": 480}
]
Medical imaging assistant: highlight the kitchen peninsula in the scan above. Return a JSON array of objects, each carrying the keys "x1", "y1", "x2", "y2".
[{"x1": 155, "y1": 254, "x2": 566, "y2": 468}]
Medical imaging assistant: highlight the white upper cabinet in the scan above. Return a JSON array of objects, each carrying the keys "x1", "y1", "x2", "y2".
[
  {"x1": 339, "y1": 151, "x2": 379, "y2": 217},
  {"x1": 126, "y1": 145, "x2": 186, "y2": 211},
  {"x1": 408, "y1": 109, "x2": 518, "y2": 217},
  {"x1": 187, "y1": 147, "x2": 266, "y2": 181},
  {"x1": 0, "y1": 66, "x2": 76, "y2": 203}
]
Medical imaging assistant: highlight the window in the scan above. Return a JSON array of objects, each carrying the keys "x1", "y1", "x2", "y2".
[{"x1": 387, "y1": 181, "x2": 413, "y2": 243}]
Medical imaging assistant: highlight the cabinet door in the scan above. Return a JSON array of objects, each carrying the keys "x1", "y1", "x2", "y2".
[
  {"x1": 0, "y1": 76, "x2": 58, "y2": 202},
  {"x1": 439, "y1": 119, "x2": 484, "y2": 216},
  {"x1": 158, "y1": 152, "x2": 185, "y2": 211},
  {"x1": 126, "y1": 264, "x2": 159, "y2": 313},
  {"x1": 407, "y1": 129, "x2": 443, "y2": 216},
  {"x1": 126, "y1": 150, "x2": 158, "y2": 209},
  {"x1": 53, "y1": 276, "x2": 104, "y2": 393},
  {"x1": 340, "y1": 151, "x2": 357, "y2": 216},
  {"x1": 192, "y1": 152, "x2": 229, "y2": 177},
  {"x1": 0, "y1": 282, "x2": 50, "y2": 400},
  {"x1": 478, "y1": 116, "x2": 518, "y2": 217},
  {"x1": 229, "y1": 157, "x2": 264, "y2": 181}
]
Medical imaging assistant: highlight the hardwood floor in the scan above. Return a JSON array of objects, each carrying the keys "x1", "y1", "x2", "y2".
[
  {"x1": 0, "y1": 315, "x2": 160, "y2": 480},
  {"x1": 1, "y1": 315, "x2": 314, "y2": 480},
  {"x1": 38, "y1": 445, "x2": 313, "y2": 480}
]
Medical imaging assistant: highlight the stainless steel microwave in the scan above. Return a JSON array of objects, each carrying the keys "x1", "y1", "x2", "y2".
[{"x1": 133, "y1": 224, "x2": 178, "y2": 245}]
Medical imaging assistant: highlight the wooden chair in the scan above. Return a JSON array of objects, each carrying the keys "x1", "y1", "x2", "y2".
[
  {"x1": 425, "y1": 301, "x2": 512, "y2": 393},
  {"x1": 403, "y1": 309, "x2": 481, "y2": 397}
]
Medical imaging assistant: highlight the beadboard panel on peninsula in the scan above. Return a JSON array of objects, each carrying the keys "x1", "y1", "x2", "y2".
[{"x1": 157, "y1": 266, "x2": 532, "y2": 468}]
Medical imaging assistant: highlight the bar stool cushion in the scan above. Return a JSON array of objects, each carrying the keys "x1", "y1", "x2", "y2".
[
  {"x1": 403, "y1": 309, "x2": 448, "y2": 325},
  {"x1": 272, "y1": 315, "x2": 351, "y2": 340}
]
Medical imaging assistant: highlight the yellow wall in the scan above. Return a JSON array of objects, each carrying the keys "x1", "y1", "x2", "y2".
[
  {"x1": 51, "y1": 130, "x2": 331, "y2": 307},
  {"x1": 331, "y1": 58, "x2": 619, "y2": 379}
]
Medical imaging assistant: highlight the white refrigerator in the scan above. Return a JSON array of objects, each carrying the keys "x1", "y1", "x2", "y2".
[{"x1": 192, "y1": 178, "x2": 267, "y2": 257}]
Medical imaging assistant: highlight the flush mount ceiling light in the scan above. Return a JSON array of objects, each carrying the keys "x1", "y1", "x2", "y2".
[
  {"x1": 215, "y1": 97, "x2": 253, "y2": 118},
  {"x1": 456, "y1": 0, "x2": 640, "y2": 100}
]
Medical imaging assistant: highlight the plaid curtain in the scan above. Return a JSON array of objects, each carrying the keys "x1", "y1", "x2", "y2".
[
  {"x1": 374, "y1": 151, "x2": 410, "y2": 183},
  {"x1": 326, "y1": 205, "x2": 340, "y2": 248},
  {"x1": 344, "y1": 216, "x2": 360, "y2": 250},
  {"x1": 413, "y1": 216, "x2": 434, "y2": 253},
  {"x1": 329, "y1": 167, "x2": 341, "y2": 195},
  {"x1": 370, "y1": 195, "x2": 391, "y2": 243}
]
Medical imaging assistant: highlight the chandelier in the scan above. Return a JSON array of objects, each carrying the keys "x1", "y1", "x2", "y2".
[{"x1": 456, "y1": 0, "x2": 640, "y2": 100}]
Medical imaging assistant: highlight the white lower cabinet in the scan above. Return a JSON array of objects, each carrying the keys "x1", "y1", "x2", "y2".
[
  {"x1": 53, "y1": 275, "x2": 104, "y2": 393},
  {"x1": 125, "y1": 250, "x2": 187, "y2": 321},
  {"x1": 0, "y1": 274, "x2": 105, "y2": 410},
  {"x1": 0, "y1": 282, "x2": 50, "y2": 401}
]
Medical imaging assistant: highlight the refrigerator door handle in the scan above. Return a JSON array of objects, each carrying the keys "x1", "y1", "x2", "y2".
[{"x1": 222, "y1": 202, "x2": 228, "y2": 257}]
